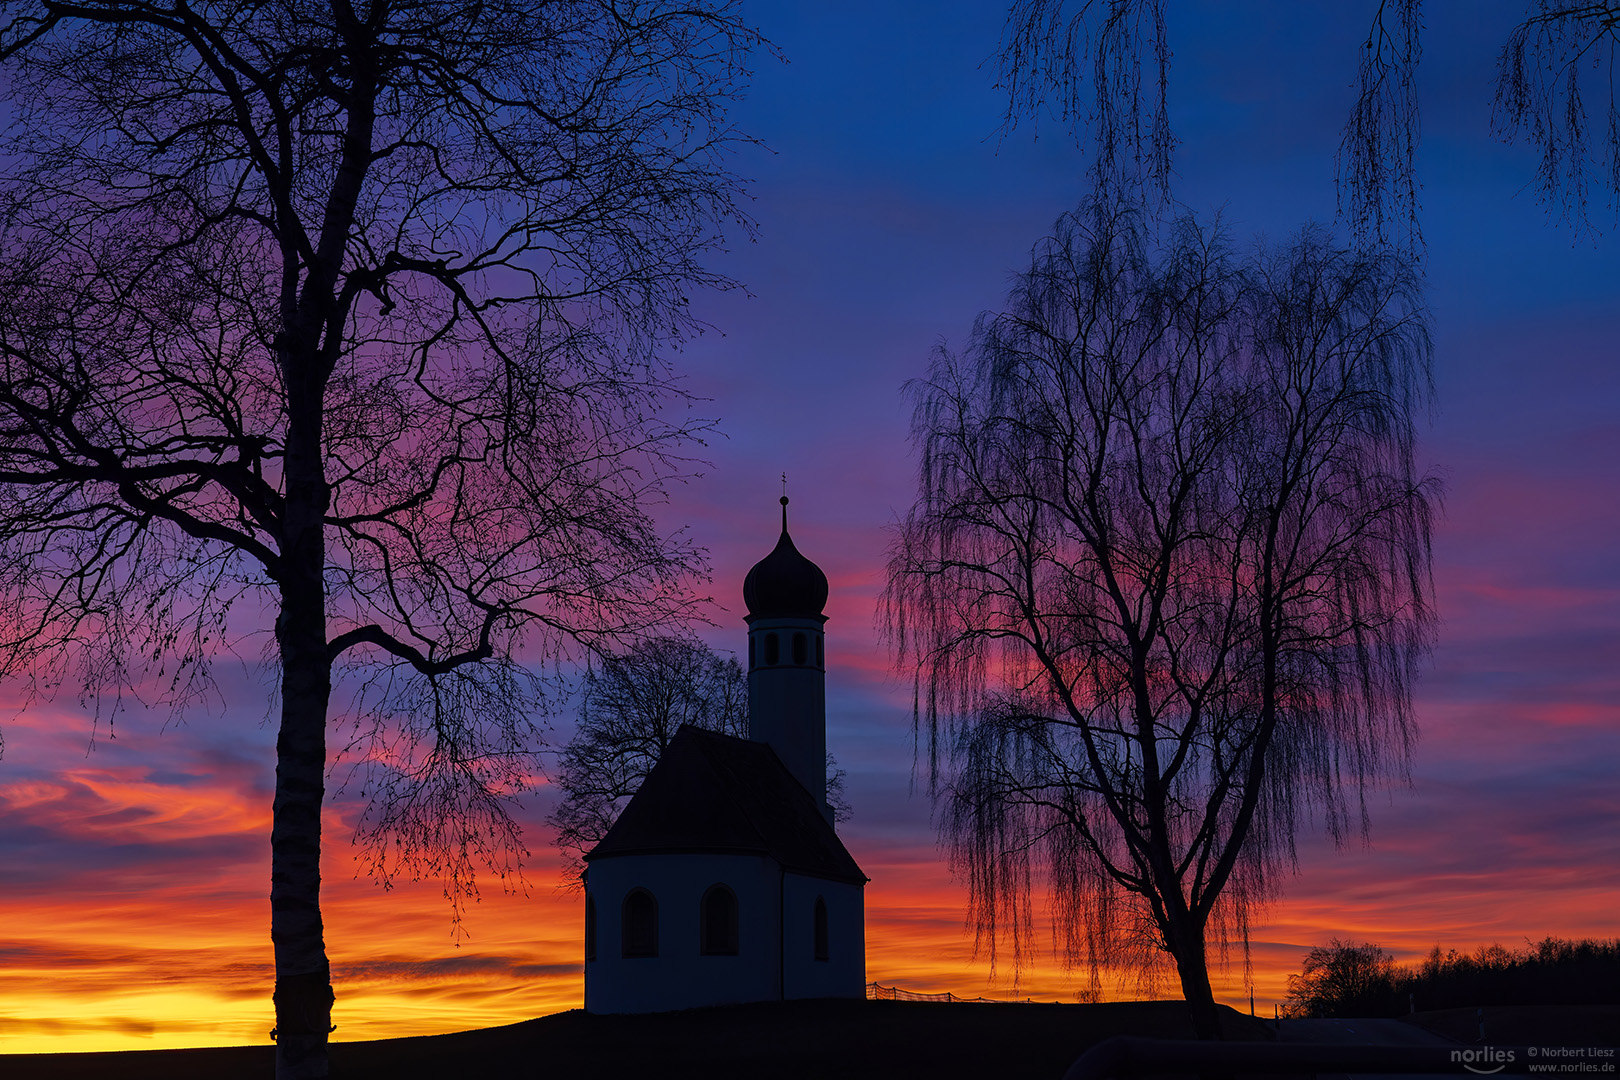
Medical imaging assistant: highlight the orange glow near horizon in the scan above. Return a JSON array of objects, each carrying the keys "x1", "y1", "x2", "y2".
[
  {"x1": 3, "y1": 763, "x2": 1616, "y2": 1055},
  {"x1": 4, "y1": 545, "x2": 1620, "y2": 1055},
  {"x1": 4, "y1": 549, "x2": 1618, "y2": 1057}
]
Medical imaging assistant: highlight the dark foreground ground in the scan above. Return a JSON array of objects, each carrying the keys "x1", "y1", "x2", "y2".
[
  {"x1": 2, "y1": 998, "x2": 1270, "y2": 1080},
  {"x1": 1402, "y1": 1004, "x2": 1620, "y2": 1047},
  {"x1": 3, "y1": 1000, "x2": 1613, "y2": 1079}
]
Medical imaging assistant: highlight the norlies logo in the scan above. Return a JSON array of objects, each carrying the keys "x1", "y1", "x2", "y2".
[{"x1": 1454, "y1": 1047, "x2": 1518, "y2": 1074}]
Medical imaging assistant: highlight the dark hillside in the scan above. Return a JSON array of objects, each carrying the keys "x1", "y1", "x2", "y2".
[
  {"x1": 0, "y1": 998, "x2": 1271, "y2": 1080},
  {"x1": 1402, "y1": 1004, "x2": 1620, "y2": 1047}
]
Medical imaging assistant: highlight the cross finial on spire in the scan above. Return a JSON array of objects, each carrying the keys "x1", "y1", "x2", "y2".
[{"x1": 780, "y1": 473, "x2": 789, "y2": 532}]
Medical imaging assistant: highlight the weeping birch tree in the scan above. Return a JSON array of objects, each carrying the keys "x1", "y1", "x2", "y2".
[
  {"x1": 0, "y1": 3, "x2": 762, "y2": 1077},
  {"x1": 884, "y1": 202, "x2": 1439, "y2": 1039}
]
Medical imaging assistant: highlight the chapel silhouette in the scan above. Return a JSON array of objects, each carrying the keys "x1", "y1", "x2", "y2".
[{"x1": 581, "y1": 498, "x2": 868, "y2": 1013}]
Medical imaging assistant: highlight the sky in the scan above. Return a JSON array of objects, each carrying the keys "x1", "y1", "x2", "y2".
[{"x1": 2, "y1": 0, "x2": 1618, "y2": 1054}]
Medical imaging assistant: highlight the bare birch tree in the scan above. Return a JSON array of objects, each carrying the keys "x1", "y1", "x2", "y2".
[
  {"x1": 0, "y1": 2, "x2": 763, "y2": 1076},
  {"x1": 884, "y1": 201, "x2": 1438, "y2": 1039}
]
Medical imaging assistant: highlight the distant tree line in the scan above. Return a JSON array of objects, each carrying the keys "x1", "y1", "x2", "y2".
[{"x1": 1284, "y1": 937, "x2": 1620, "y2": 1018}]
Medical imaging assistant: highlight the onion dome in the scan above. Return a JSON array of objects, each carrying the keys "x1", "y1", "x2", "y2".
[{"x1": 742, "y1": 497, "x2": 828, "y2": 619}]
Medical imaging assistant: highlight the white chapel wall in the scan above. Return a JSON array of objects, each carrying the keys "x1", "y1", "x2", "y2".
[
  {"x1": 782, "y1": 873, "x2": 865, "y2": 1000},
  {"x1": 584, "y1": 852, "x2": 780, "y2": 1014}
]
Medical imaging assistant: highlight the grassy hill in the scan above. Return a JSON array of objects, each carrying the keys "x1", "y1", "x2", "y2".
[{"x1": 0, "y1": 998, "x2": 1273, "y2": 1080}]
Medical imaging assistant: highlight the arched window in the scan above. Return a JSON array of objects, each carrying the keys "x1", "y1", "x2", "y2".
[
  {"x1": 764, "y1": 632, "x2": 779, "y2": 665},
  {"x1": 748, "y1": 636, "x2": 755, "y2": 669},
  {"x1": 813, "y1": 896, "x2": 829, "y2": 962},
  {"x1": 585, "y1": 896, "x2": 597, "y2": 962},
  {"x1": 700, "y1": 884, "x2": 739, "y2": 956},
  {"x1": 816, "y1": 636, "x2": 823, "y2": 668},
  {"x1": 622, "y1": 888, "x2": 658, "y2": 958},
  {"x1": 792, "y1": 632, "x2": 807, "y2": 665}
]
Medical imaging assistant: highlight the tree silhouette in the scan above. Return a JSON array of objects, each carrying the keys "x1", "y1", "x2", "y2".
[
  {"x1": 1283, "y1": 940, "x2": 1398, "y2": 1019},
  {"x1": 549, "y1": 636, "x2": 749, "y2": 878},
  {"x1": 549, "y1": 635, "x2": 851, "y2": 880},
  {"x1": 0, "y1": 2, "x2": 762, "y2": 1076},
  {"x1": 1283, "y1": 937, "x2": 1620, "y2": 1017},
  {"x1": 884, "y1": 201, "x2": 1437, "y2": 1039}
]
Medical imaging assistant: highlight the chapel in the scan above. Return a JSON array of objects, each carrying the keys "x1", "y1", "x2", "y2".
[{"x1": 580, "y1": 497, "x2": 868, "y2": 1014}]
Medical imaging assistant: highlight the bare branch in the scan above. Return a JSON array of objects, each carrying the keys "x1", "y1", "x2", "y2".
[
  {"x1": 1337, "y1": 0, "x2": 1425, "y2": 254},
  {"x1": 546, "y1": 636, "x2": 748, "y2": 882},
  {"x1": 998, "y1": 0, "x2": 1176, "y2": 207},
  {"x1": 1493, "y1": 1, "x2": 1620, "y2": 230}
]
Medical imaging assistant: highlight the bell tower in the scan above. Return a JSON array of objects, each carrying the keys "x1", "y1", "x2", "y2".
[{"x1": 742, "y1": 496, "x2": 830, "y2": 820}]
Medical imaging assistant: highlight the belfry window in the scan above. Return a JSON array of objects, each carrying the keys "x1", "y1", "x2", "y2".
[
  {"x1": 748, "y1": 636, "x2": 755, "y2": 669},
  {"x1": 792, "y1": 632, "x2": 807, "y2": 665},
  {"x1": 816, "y1": 636, "x2": 823, "y2": 667},
  {"x1": 813, "y1": 896, "x2": 829, "y2": 961},
  {"x1": 764, "y1": 632, "x2": 779, "y2": 665},
  {"x1": 622, "y1": 888, "x2": 658, "y2": 958},
  {"x1": 585, "y1": 896, "x2": 597, "y2": 961},
  {"x1": 700, "y1": 885, "x2": 739, "y2": 956}
]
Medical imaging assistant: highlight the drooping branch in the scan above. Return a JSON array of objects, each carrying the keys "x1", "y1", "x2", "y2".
[
  {"x1": 1337, "y1": 0, "x2": 1424, "y2": 254},
  {"x1": 1494, "y1": 1, "x2": 1620, "y2": 229},
  {"x1": 998, "y1": 0, "x2": 1175, "y2": 207}
]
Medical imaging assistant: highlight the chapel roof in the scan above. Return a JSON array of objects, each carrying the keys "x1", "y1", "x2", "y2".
[{"x1": 583, "y1": 726, "x2": 866, "y2": 885}]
